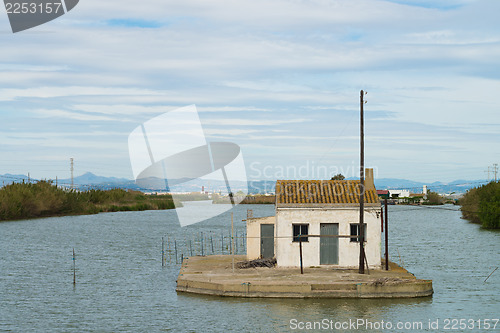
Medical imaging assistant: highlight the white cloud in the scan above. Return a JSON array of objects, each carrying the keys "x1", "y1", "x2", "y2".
[
  {"x1": 33, "y1": 109, "x2": 119, "y2": 122},
  {"x1": 0, "y1": 86, "x2": 163, "y2": 101},
  {"x1": 202, "y1": 118, "x2": 311, "y2": 126},
  {"x1": 204, "y1": 128, "x2": 260, "y2": 136},
  {"x1": 71, "y1": 104, "x2": 270, "y2": 115}
]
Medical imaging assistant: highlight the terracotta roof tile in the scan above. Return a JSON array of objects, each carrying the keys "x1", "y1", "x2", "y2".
[{"x1": 276, "y1": 180, "x2": 379, "y2": 205}]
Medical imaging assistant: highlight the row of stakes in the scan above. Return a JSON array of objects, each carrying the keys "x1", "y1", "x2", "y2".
[
  {"x1": 70, "y1": 231, "x2": 247, "y2": 284},
  {"x1": 161, "y1": 231, "x2": 247, "y2": 266}
]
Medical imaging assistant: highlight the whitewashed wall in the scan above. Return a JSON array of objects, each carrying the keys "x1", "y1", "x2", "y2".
[{"x1": 275, "y1": 207, "x2": 381, "y2": 268}]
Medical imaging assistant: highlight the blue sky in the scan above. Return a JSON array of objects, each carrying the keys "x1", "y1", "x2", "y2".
[{"x1": 0, "y1": 0, "x2": 499, "y2": 183}]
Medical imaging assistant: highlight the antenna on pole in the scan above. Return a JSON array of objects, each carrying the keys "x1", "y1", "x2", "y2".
[{"x1": 70, "y1": 158, "x2": 74, "y2": 190}]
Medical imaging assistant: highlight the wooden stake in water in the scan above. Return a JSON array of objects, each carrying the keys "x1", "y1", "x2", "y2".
[
  {"x1": 235, "y1": 231, "x2": 238, "y2": 254},
  {"x1": 231, "y1": 212, "x2": 235, "y2": 273},
  {"x1": 189, "y1": 240, "x2": 193, "y2": 257},
  {"x1": 167, "y1": 236, "x2": 171, "y2": 263},
  {"x1": 72, "y1": 248, "x2": 76, "y2": 285},
  {"x1": 484, "y1": 267, "x2": 498, "y2": 283},
  {"x1": 174, "y1": 240, "x2": 178, "y2": 264},
  {"x1": 162, "y1": 237, "x2": 165, "y2": 267},
  {"x1": 210, "y1": 234, "x2": 214, "y2": 254},
  {"x1": 201, "y1": 232, "x2": 204, "y2": 256},
  {"x1": 221, "y1": 232, "x2": 224, "y2": 254}
]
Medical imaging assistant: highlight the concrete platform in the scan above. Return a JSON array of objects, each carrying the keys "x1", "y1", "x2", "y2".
[{"x1": 176, "y1": 255, "x2": 433, "y2": 298}]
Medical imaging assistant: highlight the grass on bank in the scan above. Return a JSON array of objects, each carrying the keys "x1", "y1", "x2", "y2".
[{"x1": 0, "y1": 180, "x2": 176, "y2": 221}]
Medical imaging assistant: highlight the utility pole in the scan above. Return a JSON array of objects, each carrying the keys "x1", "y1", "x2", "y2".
[
  {"x1": 70, "y1": 158, "x2": 74, "y2": 190},
  {"x1": 494, "y1": 164, "x2": 498, "y2": 182},
  {"x1": 485, "y1": 166, "x2": 491, "y2": 182},
  {"x1": 359, "y1": 90, "x2": 366, "y2": 275}
]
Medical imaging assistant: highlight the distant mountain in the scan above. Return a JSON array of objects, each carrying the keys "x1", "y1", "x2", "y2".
[
  {"x1": 58, "y1": 172, "x2": 130, "y2": 185},
  {"x1": 372, "y1": 178, "x2": 426, "y2": 191},
  {"x1": 372, "y1": 178, "x2": 488, "y2": 194},
  {"x1": 0, "y1": 173, "x2": 30, "y2": 185},
  {"x1": 0, "y1": 172, "x2": 490, "y2": 194}
]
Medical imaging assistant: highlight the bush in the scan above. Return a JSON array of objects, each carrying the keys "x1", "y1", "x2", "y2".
[
  {"x1": 0, "y1": 181, "x2": 175, "y2": 221},
  {"x1": 460, "y1": 181, "x2": 499, "y2": 229},
  {"x1": 423, "y1": 191, "x2": 444, "y2": 205}
]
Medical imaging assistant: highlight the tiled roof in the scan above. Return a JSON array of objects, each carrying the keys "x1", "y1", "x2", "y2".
[{"x1": 276, "y1": 180, "x2": 379, "y2": 205}]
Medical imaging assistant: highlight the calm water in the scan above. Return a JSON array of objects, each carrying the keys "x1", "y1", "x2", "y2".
[{"x1": 0, "y1": 204, "x2": 499, "y2": 332}]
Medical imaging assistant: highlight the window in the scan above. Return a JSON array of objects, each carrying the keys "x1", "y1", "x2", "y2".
[
  {"x1": 350, "y1": 223, "x2": 367, "y2": 242},
  {"x1": 292, "y1": 224, "x2": 309, "y2": 242}
]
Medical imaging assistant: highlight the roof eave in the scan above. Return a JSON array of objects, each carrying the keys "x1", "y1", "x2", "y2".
[{"x1": 276, "y1": 203, "x2": 381, "y2": 209}]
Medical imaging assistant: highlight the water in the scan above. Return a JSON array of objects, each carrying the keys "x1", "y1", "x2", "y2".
[{"x1": 0, "y1": 204, "x2": 499, "y2": 332}]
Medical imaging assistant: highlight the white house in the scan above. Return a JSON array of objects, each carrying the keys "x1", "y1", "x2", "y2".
[
  {"x1": 388, "y1": 189, "x2": 410, "y2": 198},
  {"x1": 247, "y1": 168, "x2": 382, "y2": 269}
]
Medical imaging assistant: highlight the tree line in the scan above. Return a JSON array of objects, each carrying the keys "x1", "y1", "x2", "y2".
[
  {"x1": 460, "y1": 181, "x2": 499, "y2": 229},
  {"x1": 0, "y1": 180, "x2": 176, "y2": 221}
]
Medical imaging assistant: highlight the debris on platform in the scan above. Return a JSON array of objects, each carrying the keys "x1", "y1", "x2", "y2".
[{"x1": 236, "y1": 258, "x2": 277, "y2": 269}]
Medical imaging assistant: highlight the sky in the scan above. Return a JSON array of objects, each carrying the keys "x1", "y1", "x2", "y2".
[{"x1": 0, "y1": 0, "x2": 499, "y2": 183}]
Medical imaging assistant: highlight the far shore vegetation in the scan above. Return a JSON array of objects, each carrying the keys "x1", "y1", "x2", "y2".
[
  {"x1": 0, "y1": 180, "x2": 176, "y2": 221},
  {"x1": 459, "y1": 181, "x2": 499, "y2": 229},
  {"x1": 422, "y1": 191, "x2": 446, "y2": 205},
  {"x1": 212, "y1": 193, "x2": 276, "y2": 204}
]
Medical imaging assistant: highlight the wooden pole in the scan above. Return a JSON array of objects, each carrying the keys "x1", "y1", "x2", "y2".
[
  {"x1": 201, "y1": 232, "x2": 204, "y2": 256},
  {"x1": 174, "y1": 240, "x2": 178, "y2": 264},
  {"x1": 72, "y1": 248, "x2": 76, "y2": 285},
  {"x1": 162, "y1": 237, "x2": 165, "y2": 267},
  {"x1": 235, "y1": 231, "x2": 238, "y2": 254},
  {"x1": 211, "y1": 234, "x2": 214, "y2": 254},
  {"x1": 363, "y1": 247, "x2": 370, "y2": 274},
  {"x1": 484, "y1": 267, "x2": 498, "y2": 283},
  {"x1": 167, "y1": 236, "x2": 171, "y2": 263},
  {"x1": 385, "y1": 198, "x2": 389, "y2": 270},
  {"x1": 381, "y1": 206, "x2": 384, "y2": 233},
  {"x1": 299, "y1": 235, "x2": 304, "y2": 275},
  {"x1": 359, "y1": 89, "x2": 365, "y2": 274},
  {"x1": 231, "y1": 212, "x2": 235, "y2": 274}
]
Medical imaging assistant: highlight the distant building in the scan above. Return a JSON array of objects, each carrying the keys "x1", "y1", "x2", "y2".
[
  {"x1": 247, "y1": 168, "x2": 382, "y2": 269},
  {"x1": 388, "y1": 189, "x2": 410, "y2": 198},
  {"x1": 377, "y1": 190, "x2": 389, "y2": 199}
]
